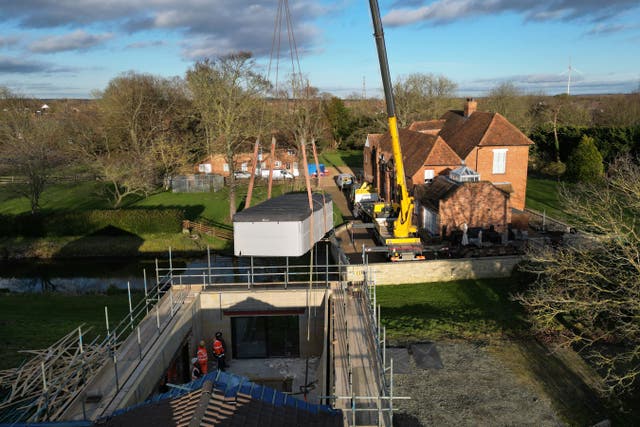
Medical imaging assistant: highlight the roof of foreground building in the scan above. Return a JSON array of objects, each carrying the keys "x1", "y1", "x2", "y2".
[{"x1": 99, "y1": 370, "x2": 343, "y2": 427}]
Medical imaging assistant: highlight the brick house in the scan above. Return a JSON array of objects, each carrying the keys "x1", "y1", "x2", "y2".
[
  {"x1": 363, "y1": 129, "x2": 460, "y2": 202},
  {"x1": 415, "y1": 168, "x2": 511, "y2": 237},
  {"x1": 363, "y1": 99, "x2": 533, "y2": 210},
  {"x1": 196, "y1": 146, "x2": 299, "y2": 177}
]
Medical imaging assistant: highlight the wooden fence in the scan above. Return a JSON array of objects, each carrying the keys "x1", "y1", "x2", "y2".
[{"x1": 182, "y1": 220, "x2": 233, "y2": 240}]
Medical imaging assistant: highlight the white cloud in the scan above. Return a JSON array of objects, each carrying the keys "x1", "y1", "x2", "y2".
[
  {"x1": 383, "y1": 0, "x2": 640, "y2": 27},
  {"x1": 0, "y1": 0, "x2": 327, "y2": 60},
  {"x1": 29, "y1": 30, "x2": 112, "y2": 53}
]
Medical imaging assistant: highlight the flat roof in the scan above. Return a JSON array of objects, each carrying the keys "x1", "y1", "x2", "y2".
[{"x1": 233, "y1": 192, "x2": 332, "y2": 222}]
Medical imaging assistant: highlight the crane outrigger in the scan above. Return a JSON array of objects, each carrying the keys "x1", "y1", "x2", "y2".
[{"x1": 366, "y1": 0, "x2": 424, "y2": 261}]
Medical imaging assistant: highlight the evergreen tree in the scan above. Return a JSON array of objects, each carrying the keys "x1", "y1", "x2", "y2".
[{"x1": 566, "y1": 135, "x2": 604, "y2": 182}]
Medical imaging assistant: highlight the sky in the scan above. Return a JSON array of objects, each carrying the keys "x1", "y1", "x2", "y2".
[{"x1": 0, "y1": 0, "x2": 639, "y2": 99}]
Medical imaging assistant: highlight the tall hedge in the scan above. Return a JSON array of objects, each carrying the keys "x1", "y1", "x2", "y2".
[
  {"x1": 0, "y1": 209, "x2": 184, "y2": 237},
  {"x1": 529, "y1": 125, "x2": 640, "y2": 163}
]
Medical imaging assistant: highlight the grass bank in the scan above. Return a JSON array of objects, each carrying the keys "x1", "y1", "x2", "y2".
[
  {"x1": 377, "y1": 278, "x2": 526, "y2": 342},
  {"x1": 525, "y1": 177, "x2": 565, "y2": 219},
  {"x1": 0, "y1": 292, "x2": 141, "y2": 370},
  {"x1": 377, "y1": 279, "x2": 639, "y2": 425}
]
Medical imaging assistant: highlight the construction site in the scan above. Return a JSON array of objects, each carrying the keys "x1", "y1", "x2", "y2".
[{"x1": 0, "y1": 0, "x2": 547, "y2": 424}]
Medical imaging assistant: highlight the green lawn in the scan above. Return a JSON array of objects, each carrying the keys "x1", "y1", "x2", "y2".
[
  {"x1": 318, "y1": 149, "x2": 362, "y2": 170},
  {"x1": 0, "y1": 178, "x2": 341, "y2": 257},
  {"x1": 0, "y1": 181, "x2": 111, "y2": 215},
  {"x1": 1, "y1": 180, "x2": 297, "y2": 224},
  {"x1": 377, "y1": 278, "x2": 526, "y2": 342},
  {"x1": 0, "y1": 292, "x2": 141, "y2": 370},
  {"x1": 525, "y1": 177, "x2": 566, "y2": 219}
]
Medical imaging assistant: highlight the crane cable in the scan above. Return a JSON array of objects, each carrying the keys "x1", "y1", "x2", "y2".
[{"x1": 266, "y1": 0, "x2": 318, "y2": 341}]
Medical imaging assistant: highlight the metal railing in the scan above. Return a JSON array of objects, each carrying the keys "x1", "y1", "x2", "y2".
[
  {"x1": 322, "y1": 262, "x2": 410, "y2": 426},
  {"x1": 154, "y1": 247, "x2": 347, "y2": 288}
]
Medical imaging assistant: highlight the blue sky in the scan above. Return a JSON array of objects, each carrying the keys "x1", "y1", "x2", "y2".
[{"x1": 0, "y1": 0, "x2": 639, "y2": 99}]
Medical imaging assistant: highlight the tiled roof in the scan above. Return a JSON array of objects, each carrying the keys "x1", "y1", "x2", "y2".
[
  {"x1": 370, "y1": 129, "x2": 460, "y2": 178},
  {"x1": 423, "y1": 136, "x2": 461, "y2": 167},
  {"x1": 100, "y1": 371, "x2": 342, "y2": 427},
  {"x1": 417, "y1": 176, "x2": 512, "y2": 212},
  {"x1": 493, "y1": 182, "x2": 514, "y2": 194},
  {"x1": 416, "y1": 176, "x2": 459, "y2": 211},
  {"x1": 437, "y1": 111, "x2": 533, "y2": 159},
  {"x1": 407, "y1": 120, "x2": 445, "y2": 133},
  {"x1": 365, "y1": 133, "x2": 383, "y2": 147}
]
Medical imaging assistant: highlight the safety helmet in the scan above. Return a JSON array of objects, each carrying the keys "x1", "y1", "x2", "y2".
[
  {"x1": 215, "y1": 332, "x2": 222, "y2": 339},
  {"x1": 199, "y1": 340, "x2": 205, "y2": 347},
  {"x1": 191, "y1": 357, "x2": 198, "y2": 365}
]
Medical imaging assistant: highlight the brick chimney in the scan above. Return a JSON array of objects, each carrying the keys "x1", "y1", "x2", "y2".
[{"x1": 464, "y1": 98, "x2": 477, "y2": 117}]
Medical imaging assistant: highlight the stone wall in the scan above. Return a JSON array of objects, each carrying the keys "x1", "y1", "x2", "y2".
[{"x1": 345, "y1": 256, "x2": 521, "y2": 285}]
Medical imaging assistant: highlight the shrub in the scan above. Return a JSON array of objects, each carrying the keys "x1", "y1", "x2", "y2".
[
  {"x1": 540, "y1": 160, "x2": 566, "y2": 178},
  {"x1": 565, "y1": 136, "x2": 604, "y2": 183}
]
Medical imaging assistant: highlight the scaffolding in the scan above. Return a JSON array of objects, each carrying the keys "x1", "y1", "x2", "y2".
[
  {"x1": 0, "y1": 249, "x2": 193, "y2": 424},
  {"x1": 325, "y1": 262, "x2": 409, "y2": 426}
]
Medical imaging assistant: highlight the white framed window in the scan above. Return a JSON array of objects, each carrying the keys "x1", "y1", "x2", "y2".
[
  {"x1": 287, "y1": 149, "x2": 295, "y2": 156},
  {"x1": 274, "y1": 160, "x2": 282, "y2": 168},
  {"x1": 261, "y1": 161, "x2": 267, "y2": 169},
  {"x1": 424, "y1": 169, "x2": 435, "y2": 183},
  {"x1": 241, "y1": 162, "x2": 248, "y2": 172},
  {"x1": 198, "y1": 163, "x2": 212, "y2": 173},
  {"x1": 492, "y1": 149, "x2": 507, "y2": 174},
  {"x1": 223, "y1": 163, "x2": 229, "y2": 172}
]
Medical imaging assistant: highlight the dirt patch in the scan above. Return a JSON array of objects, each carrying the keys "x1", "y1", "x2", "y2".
[{"x1": 393, "y1": 340, "x2": 561, "y2": 427}]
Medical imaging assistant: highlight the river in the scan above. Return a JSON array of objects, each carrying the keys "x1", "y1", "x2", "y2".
[{"x1": 0, "y1": 244, "x2": 335, "y2": 293}]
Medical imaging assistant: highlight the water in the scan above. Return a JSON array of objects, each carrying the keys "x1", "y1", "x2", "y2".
[{"x1": 0, "y1": 244, "x2": 335, "y2": 293}]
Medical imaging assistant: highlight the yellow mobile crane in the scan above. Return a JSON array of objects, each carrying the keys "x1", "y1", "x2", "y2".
[{"x1": 365, "y1": 0, "x2": 424, "y2": 261}]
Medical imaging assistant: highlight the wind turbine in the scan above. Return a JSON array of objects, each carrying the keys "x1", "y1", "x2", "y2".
[{"x1": 561, "y1": 58, "x2": 582, "y2": 95}]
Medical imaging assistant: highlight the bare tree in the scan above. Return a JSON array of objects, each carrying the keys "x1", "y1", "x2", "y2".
[
  {"x1": 515, "y1": 155, "x2": 640, "y2": 395},
  {"x1": 75, "y1": 73, "x2": 191, "y2": 207},
  {"x1": 0, "y1": 90, "x2": 71, "y2": 213},
  {"x1": 393, "y1": 73, "x2": 457, "y2": 126},
  {"x1": 483, "y1": 81, "x2": 534, "y2": 132},
  {"x1": 186, "y1": 52, "x2": 270, "y2": 219}
]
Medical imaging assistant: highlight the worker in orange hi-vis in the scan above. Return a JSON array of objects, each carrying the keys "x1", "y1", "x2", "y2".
[
  {"x1": 197, "y1": 340, "x2": 208, "y2": 375},
  {"x1": 213, "y1": 332, "x2": 226, "y2": 371}
]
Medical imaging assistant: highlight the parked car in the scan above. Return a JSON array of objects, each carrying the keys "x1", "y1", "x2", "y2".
[
  {"x1": 260, "y1": 169, "x2": 295, "y2": 179},
  {"x1": 233, "y1": 171, "x2": 252, "y2": 179},
  {"x1": 335, "y1": 173, "x2": 354, "y2": 189}
]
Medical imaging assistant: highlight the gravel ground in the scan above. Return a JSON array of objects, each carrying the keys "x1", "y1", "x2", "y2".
[{"x1": 392, "y1": 341, "x2": 562, "y2": 427}]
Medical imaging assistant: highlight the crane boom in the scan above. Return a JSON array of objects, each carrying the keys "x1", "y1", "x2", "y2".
[{"x1": 367, "y1": 0, "x2": 416, "y2": 239}]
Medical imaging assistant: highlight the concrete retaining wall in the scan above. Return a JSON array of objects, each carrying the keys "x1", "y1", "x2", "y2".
[{"x1": 345, "y1": 256, "x2": 522, "y2": 285}]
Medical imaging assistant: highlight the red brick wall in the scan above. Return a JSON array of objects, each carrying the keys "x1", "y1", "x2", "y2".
[
  {"x1": 438, "y1": 182, "x2": 511, "y2": 235},
  {"x1": 410, "y1": 165, "x2": 455, "y2": 187},
  {"x1": 464, "y1": 145, "x2": 529, "y2": 210},
  {"x1": 197, "y1": 151, "x2": 299, "y2": 177}
]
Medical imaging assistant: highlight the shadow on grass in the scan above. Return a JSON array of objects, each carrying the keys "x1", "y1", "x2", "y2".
[
  {"x1": 55, "y1": 225, "x2": 144, "y2": 258},
  {"x1": 505, "y1": 338, "x2": 616, "y2": 426}
]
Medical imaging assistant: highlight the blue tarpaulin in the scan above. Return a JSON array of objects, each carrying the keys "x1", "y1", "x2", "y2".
[{"x1": 307, "y1": 163, "x2": 325, "y2": 175}]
